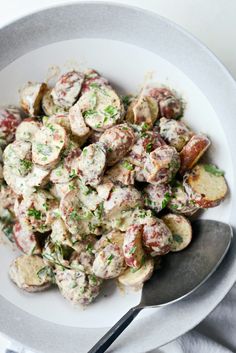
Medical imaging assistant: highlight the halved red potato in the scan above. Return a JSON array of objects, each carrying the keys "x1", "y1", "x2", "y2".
[
  {"x1": 125, "y1": 95, "x2": 158, "y2": 128},
  {"x1": 43, "y1": 114, "x2": 71, "y2": 133},
  {"x1": 18, "y1": 190, "x2": 58, "y2": 233},
  {"x1": 118, "y1": 258, "x2": 154, "y2": 288},
  {"x1": 95, "y1": 177, "x2": 114, "y2": 200},
  {"x1": 103, "y1": 185, "x2": 143, "y2": 218},
  {"x1": 159, "y1": 117, "x2": 193, "y2": 151},
  {"x1": 13, "y1": 221, "x2": 41, "y2": 255},
  {"x1": 75, "y1": 180, "x2": 102, "y2": 211},
  {"x1": 3, "y1": 140, "x2": 32, "y2": 177},
  {"x1": 179, "y1": 134, "x2": 211, "y2": 175},
  {"x1": 55, "y1": 268, "x2": 102, "y2": 306},
  {"x1": 95, "y1": 230, "x2": 124, "y2": 252},
  {"x1": 183, "y1": 163, "x2": 228, "y2": 208},
  {"x1": 144, "y1": 183, "x2": 172, "y2": 212},
  {"x1": 50, "y1": 181, "x2": 77, "y2": 200},
  {"x1": 9, "y1": 255, "x2": 52, "y2": 292},
  {"x1": 99, "y1": 124, "x2": 135, "y2": 166},
  {"x1": 127, "y1": 130, "x2": 165, "y2": 168},
  {"x1": 68, "y1": 101, "x2": 90, "y2": 139},
  {"x1": 51, "y1": 70, "x2": 85, "y2": 109},
  {"x1": 92, "y1": 243, "x2": 126, "y2": 279},
  {"x1": 60, "y1": 189, "x2": 100, "y2": 236},
  {"x1": 168, "y1": 183, "x2": 199, "y2": 216},
  {"x1": 50, "y1": 147, "x2": 81, "y2": 184},
  {"x1": 123, "y1": 224, "x2": 145, "y2": 269},
  {"x1": 107, "y1": 159, "x2": 135, "y2": 185},
  {"x1": 3, "y1": 163, "x2": 50, "y2": 196},
  {"x1": 15, "y1": 118, "x2": 41, "y2": 142},
  {"x1": 142, "y1": 219, "x2": 172, "y2": 256},
  {"x1": 146, "y1": 87, "x2": 183, "y2": 119},
  {"x1": 20, "y1": 82, "x2": 47, "y2": 116},
  {"x1": 161, "y1": 213, "x2": 192, "y2": 252},
  {"x1": 78, "y1": 84, "x2": 124, "y2": 132},
  {"x1": 80, "y1": 69, "x2": 109, "y2": 94},
  {"x1": 78, "y1": 143, "x2": 106, "y2": 187},
  {"x1": 144, "y1": 145, "x2": 180, "y2": 184},
  {"x1": 0, "y1": 106, "x2": 22, "y2": 146},
  {"x1": 32, "y1": 123, "x2": 67, "y2": 168},
  {"x1": 42, "y1": 88, "x2": 67, "y2": 116}
]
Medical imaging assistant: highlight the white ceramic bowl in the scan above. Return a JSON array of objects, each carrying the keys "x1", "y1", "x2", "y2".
[{"x1": 0, "y1": 3, "x2": 235, "y2": 353}]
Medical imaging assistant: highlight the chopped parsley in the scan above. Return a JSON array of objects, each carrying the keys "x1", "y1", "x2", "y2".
[
  {"x1": 37, "y1": 143, "x2": 52, "y2": 156},
  {"x1": 70, "y1": 210, "x2": 92, "y2": 221},
  {"x1": 129, "y1": 245, "x2": 137, "y2": 255},
  {"x1": 46, "y1": 123, "x2": 56, "y2": 132},
  {"x1": 108, "y1": 147, "x2": 113, "y2": 153},
  {"x1": 28, "y1": 208, "x2": 42, "y2": 220},
  {"x1": 107, "y1": 254, "x2": 114, "y2": 264},
  {"x1": 104, "y1": 105, "x2": 118, "y2": 118},
  {"x1": 86, "y1": 243, "x2": 94, "y2": 254},
  {"x1": 146, "y1": 142, "x2": 153, "y2": 153},
  {"x1": 161, "y1": 192, "x2": 171, "y2": 209},
  {"x1": 203, "y1": 164, "x2": 225, "y2": 177},
  {"x1": 172, "y1": 234, "x2": 183, "y2": 244},
  {"x1": 83, "y1": 109, "x2": 97, "y2": 119},
  {"x1": 37, "y1": 266, "x2": 55, "y2": 282},
  {"x1": 20, "y1": 159, "x2": 33, "y2": 173},
  {"x1": 90, "y1": 82, "x2": 100, "y2": 89},
  {"x1": 121, "y1": 95, "x2": 132, "y2": 109},
  {"x1": 69, "y1": 169, "x2": 77, "y2": 179},
  {"x1": 122, "y1": 160, "x2": 134, "y2": 171}
]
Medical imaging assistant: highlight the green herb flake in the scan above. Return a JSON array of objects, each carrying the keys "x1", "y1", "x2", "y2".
[
  {"x1": 173, "y1": 234, "x2": 183, "y2": 244},
  {"x1": 108, "y1": 147, "x2": 113, "y2": 153},
  {"x1": 129, "y1": 245, "x2": 137, "y2": 255},
  {"x1": 28, "y1": 208, "x2": 42, "y2": 220},
  {"x1": 146, "y1": 142, "x2": 153, "y2": 153},
  {"x1": 69, "y1": 169, "x2": 77, "y2": 179},
  {"x1": 104, "y1": 105, "x2": 118, "y2": 117},
  {"x1": 107, "y1": 254, "x2": 114, "y2": 264},
  {"x1": 203, "y1": 164, "x2": 225, "y2": 176},
  {"x1": 161, "y1": 192, "x2": 171, "y2": 209},
  {"x1": 46, "y1": 123, "x2": 56, "y2": 132},
  {"x1": 86, "y1": 243, "x2": 94, "y2": 254},
  {"x1": 83, "y1": 109, "x2": 97, "y2": 119},
  {"x1": 20, "y1": 159, "x2": 33, "y2": 172},
  {"x1": 122, "y1": 160, "x2": 134, "y2": 171}
]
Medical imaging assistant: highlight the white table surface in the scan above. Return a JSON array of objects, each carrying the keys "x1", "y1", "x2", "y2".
[{"x1": 0, "y1": 1, "x2": 235, "y2": 352}]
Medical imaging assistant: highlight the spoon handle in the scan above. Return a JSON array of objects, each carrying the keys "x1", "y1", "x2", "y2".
[{"x1": 88, "y1": 306, "x2": 142, "y2": 353}]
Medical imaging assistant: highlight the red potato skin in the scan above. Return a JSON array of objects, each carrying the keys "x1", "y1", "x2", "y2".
[
  {"x1": 179, "y1": 134, "x2": 211, "y2": 175},
  {"x1": 142, "y1": 220, "x2": 172, "y2": 256},
  {"x1": 0, "y1": 108, "x2": 22, "y2": 143},
  {"x1": 123, "y1": 224, "x2": 144, "y2": 269},
  {"x1": 148, "y1": 88, "x2": 183, "y2": 119},
  {"x1": 81, "y1": 70, "x2": 109, "y2": 94},
  {"x1": 13, "y1": 221, "x2": 40, "y2": 255}
]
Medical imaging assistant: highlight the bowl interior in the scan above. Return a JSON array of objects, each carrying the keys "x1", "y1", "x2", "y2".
[{"x1": 0, "y1": 37, "x2": 233, "y2": 328}]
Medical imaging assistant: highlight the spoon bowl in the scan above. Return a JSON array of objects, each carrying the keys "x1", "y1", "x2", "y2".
[{"x1": 89, "y1": 219, "x2": 232, "y2": 353}]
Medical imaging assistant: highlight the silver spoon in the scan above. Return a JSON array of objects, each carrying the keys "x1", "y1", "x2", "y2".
[{"x1": 88, "y1": 219, "x2": 232, "y2": 353}]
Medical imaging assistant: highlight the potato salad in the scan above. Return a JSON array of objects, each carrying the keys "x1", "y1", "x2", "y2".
[{"x1": 0, "y1": 69, "x2": 228, "y2": 306}]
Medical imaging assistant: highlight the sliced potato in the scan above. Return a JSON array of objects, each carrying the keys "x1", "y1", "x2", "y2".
[
  {"x1": 142, "y1": 219, "x2": 172, "y2": 256},
  {"x1": 144, "y1": 145, "x2": 180, "y2": 184},
  {"x1": 144, "y1": 183, "x2": 172, "y2": 212},
  {"x1": 161, "y1": 213, "x2": 192, "y2": 252},
  {"x1": 78, "y1": 143, "x2": 106, "y2": 187},
  {"x1": 99, "y1": 124, "x2": 135, "y2": 166},
  {"x1": 43, "y1": 113, "x2": 71, "y2": 133},
  {"x1": 68, "y1": 102, "x2": 90, "y2": 138},
  {"x1": 78, "y1": 85, "x2": 124, "y2": 131},
  {"x1": 92, "y1": 243, "x2": 125, "y2": 279},
  {"x1": 18, "y1": 190, "x2": 58, "y2": 233},
  {"x1": 159, "y1": 117, "x2": 193, "y2": 151},
  {"x1": 0, "y1": 106, "x2": 22, "y2": 146},
  {"x1": 15, "y1": 119, "x2": 41, "y2": 142},
  {"x1": 9, "y1": 255, "x2": 52, "y2": 292},
  {"x1": 125, "y1": 95, "x2": 158, "y2": 128},
  {"x1": 13, "y1": 221, "x2": 41, "y2": 255},
  {"x1": 55, "y1": 268, "x2": 102, "y2": 306},
  {"x1": 60, "y1": 189, "x2": 100, "y2": 236},
  {"x1": 20, "y1": 82, "x2": 47, "y2": 116},
  {"x1": 183, "y1": 163, "x2": 228, "y2": 208},
  {"x1": 107, "y1": 159, "x2": 135, "y2": 185},
  {"x1": 123, "y1": 224, "x2": 145, "y2": 269},
  {"x1": 51, "y1": 70, "x2": 84, "y2": 109},
  {"x1": 3, "y1": 140, "x2": 32, "y2": 177},
  {"x1": 179, "y1": 134, "x2": 211, "y2": 174},
  {"x1": 42, "y1": 89, "x2": 66, "y2": 116},
  {"x1": 32, "y1": 123, "x2": 67, "y2": 168},
  {"x1": 118, "y1": 258, "x2": 154, "y2": 288},
  {"x1": 168, "y1": 183, "x2": 199, "y2": 216}
]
